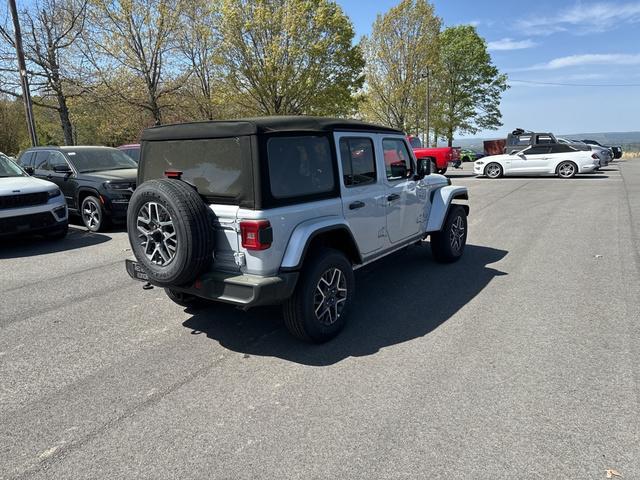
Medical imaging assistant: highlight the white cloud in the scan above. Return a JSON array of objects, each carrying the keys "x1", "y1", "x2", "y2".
[
  {"x1": 528, "y1": 53, "x2": 640, "y2": 70},
  {"x1": 518, "y1": 1, "x2": 640, "y2": 34},
  {"x1": 487, "y1": 38, "x2": 537, "y2": 51}
]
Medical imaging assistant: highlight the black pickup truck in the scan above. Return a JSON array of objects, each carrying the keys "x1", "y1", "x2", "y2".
[{"x1": 505, "y1": 128, "x2": 557, "y2": 154}]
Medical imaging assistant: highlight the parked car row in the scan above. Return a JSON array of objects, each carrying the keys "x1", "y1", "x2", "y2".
[
  {"x1": 0, "y1": 146, "x2": 138, "y2": 238},
  {"x1": 474, "y1": 128, "x2": 621, "y2": 179}
]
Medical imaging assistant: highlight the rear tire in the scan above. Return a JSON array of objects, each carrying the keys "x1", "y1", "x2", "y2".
[
  {"x1": 557, "y1": 161, "x2": 577, "y2": 178},
  {"x1": 283, "y1": 249, "x2": 354, "y2": 343},
  {"x1": 431, "y1": 205, "x2": 467, "y2": 263}
]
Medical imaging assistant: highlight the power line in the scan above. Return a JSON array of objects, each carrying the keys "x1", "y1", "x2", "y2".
[{"x1": 508, "y1": 78, "x2": 640, "y2": 87}]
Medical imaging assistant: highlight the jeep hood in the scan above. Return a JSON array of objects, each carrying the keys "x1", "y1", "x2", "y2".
[{"x1": 0, "y1": 176, "x2": 57, "y2": 196}]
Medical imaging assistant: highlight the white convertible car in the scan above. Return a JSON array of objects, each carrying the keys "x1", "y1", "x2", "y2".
[{"x1": 474, "y1": 144, "x2": 600, "y2": 179}]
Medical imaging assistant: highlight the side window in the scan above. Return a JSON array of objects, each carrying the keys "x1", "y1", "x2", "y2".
[
  {"x1": 34, "y1": 151, "x2": 51, "y2": 170},
  {"x1": 48, "y1": 151, "x2": 68, "y2": 169},
  {"x1": 525, "y1": 146, "x2": 551, "y2": 155},
  {"x1": 17, "y1": 151, "x2": 34, "y2": 167},
  {"x1": 537, "y1": 135, "x2": 553, "y2": 144},
  {"x1": 339, "y1": 137, "x2": 376, "y2": 187},
  {"x1": 382, "y1": 138, "x2": 413, "y2": 181},
  {"x1": 516, "y1": 135, "x2": 532, "y2": 146},
  {"x1": 266, "y1": 135, "x2": 335, "y2": 199}
]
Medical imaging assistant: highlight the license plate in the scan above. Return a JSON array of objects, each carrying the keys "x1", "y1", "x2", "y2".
[{"x1": 126, "y1": 260, "x2": 149, "y2": 281}]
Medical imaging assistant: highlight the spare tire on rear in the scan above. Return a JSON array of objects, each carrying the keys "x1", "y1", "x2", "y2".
[{"x1": 127, "y1": 179, "x2": 214, "y2": 287}]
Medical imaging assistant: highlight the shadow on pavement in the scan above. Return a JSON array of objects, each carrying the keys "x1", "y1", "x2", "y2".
[
  {"x1": 182, "y1": 243, "x2": 508, "y2": 366},
  {"x1": 0, "y1": 226, "x2": 111, "y2": 259}
]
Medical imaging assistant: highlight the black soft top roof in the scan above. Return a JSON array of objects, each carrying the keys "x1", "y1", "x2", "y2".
[{"x1": 141, "y1": 116, "x2": 403, "y2": 141}]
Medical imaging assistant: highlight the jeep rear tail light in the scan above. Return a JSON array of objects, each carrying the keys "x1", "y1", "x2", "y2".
[{"x1": 240, "y1": 220, "x2": 272, "y2": 250}]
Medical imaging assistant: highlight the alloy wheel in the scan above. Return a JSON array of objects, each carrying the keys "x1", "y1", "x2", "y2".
[
  {"x1": 486, "y1": 163, "x2": 501, "y2": 178},
  {"x1": 82, "y1": 198, "x2": 101, "y2": 230},
  {"x1": 449, "y1": 215, "x2": 465, "y2": 252},
  {"x1": 313, "y1": 267, "x2": 348, "y2": 326},
  {"x1": 136, "y1": 202, "x2": 177, "y2": 266},
  {"x1": 558, "y1": 162, "x2": 576, "y2": 178}
]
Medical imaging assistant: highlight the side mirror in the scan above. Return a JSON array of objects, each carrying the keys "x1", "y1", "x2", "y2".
[
  {"x1": 517, "y1": 151, "x2": 526, "y2": 158},
  {"x1": 415, "y1": 158, "x2": 431, "y2": 179},
  {"x1": 53, "y1": 164, "x2": 72, "y2": 174}
]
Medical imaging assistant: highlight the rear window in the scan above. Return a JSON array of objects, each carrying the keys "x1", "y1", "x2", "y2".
[
  {"x1": 140, "y1": 136, "x2": 253, "y2": 205},
  {"x1": 266, "y1": 136, "x2": 335, "y2": 200}
]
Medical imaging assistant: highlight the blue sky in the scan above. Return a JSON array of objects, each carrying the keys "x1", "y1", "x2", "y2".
[{"x1": 338, "y1": 0, "x2": 640, "y2": 138}]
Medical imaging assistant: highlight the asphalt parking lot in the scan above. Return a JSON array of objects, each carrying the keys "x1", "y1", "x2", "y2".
[{"x1": 1, "y1": 160, "x2": 639, "y2": 479}]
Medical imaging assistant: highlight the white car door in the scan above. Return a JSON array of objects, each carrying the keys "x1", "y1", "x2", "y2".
[
  {"x1": 380, "y1": 136, "x2": 422, "y2": 244},
  {"x1": 335, "y1": 133, "x2": 386, "y2": 255},
  {"x1": 510, "y1": 146, "x2": 552, "y2": 174}
]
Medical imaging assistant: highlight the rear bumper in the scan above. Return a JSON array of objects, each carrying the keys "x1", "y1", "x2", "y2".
[
  {"x1": 125, "y1": 259, "x2": 298, "y2": 308},
  {"x1": 579, "y1": 164, "x2": 598, "y2": 173}
]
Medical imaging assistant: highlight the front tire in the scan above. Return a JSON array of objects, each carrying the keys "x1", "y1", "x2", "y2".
[
  {"x1": 81, "y1": 196, "x2": 107, "y2": 232},
  {"x1": 430, "y1": 205, "x2": 467, "y2": 263},
  {"x1": 484, "y1": 162, "x2": 503, "y2": 179},
  {"x1": 283, "y1": 249, "x2": 354, "y2": 343},
  {"x1": 557, "y1": 161, "x2": 577, "y2": 178}
]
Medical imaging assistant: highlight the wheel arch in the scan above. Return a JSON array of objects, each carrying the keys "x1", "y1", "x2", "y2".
[
  {"x1": 76, "y1": 187, "x2": 101, "y2": 211},
  {"x1": 280, "y1": 220, "x2": 362, "y2": 272},
  {"x1": 425, "y1": 186, "x2": 469, "y2": 233}
]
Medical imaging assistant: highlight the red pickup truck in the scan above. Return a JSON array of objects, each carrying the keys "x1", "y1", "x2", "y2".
[{"x1": 407, "y1": 136, "x2": 460, "y2": 175}]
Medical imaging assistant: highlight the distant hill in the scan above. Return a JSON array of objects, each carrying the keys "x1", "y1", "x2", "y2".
[{"x1": 453, "y1": 131, "x2": 640, "y2": 152}]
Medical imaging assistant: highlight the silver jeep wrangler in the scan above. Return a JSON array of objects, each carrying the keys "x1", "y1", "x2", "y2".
[{"x1": 125, "y1": 117, "x2": 469, "y2": 342}]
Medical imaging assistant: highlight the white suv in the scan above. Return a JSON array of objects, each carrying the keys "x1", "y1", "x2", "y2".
[
  {"x1": 0, "y1": 154, "x2": 68, "y2": 239},
  {"x1": 125, "y1": 117, "x2": 469, "y2": 342}
]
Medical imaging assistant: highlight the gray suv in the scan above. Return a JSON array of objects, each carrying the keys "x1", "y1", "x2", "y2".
[{"x1": 125, "y1": 117, "x2": 469, "y2": 342}]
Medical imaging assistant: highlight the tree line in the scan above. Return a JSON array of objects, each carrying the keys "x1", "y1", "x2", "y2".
[{"x1": 0, "y1": 0, "x2": 508, "y2": 154}]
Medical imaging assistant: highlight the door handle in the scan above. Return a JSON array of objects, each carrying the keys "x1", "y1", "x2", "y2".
[
  {"x1": 387, "y1": 193, "x2": 400, "y2": 202},
  {"x1": 349, "y1": 201, "x2": 365, "y2": 210}
]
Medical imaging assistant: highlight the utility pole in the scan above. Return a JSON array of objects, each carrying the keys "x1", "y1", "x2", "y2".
[
  {"x1": 8, "y1": 0, "x2": 38, "y2": 146},
  {"x1": 422, "y1": 69, "x2": 430, "y2": 147}
]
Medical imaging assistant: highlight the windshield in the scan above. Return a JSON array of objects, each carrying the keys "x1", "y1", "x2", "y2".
[
  {"x1": 0, "y1": 156, "x2": 26, "y2": 177},
  {"x1": 66, "y1": 148, "x2": 137, "y2": 173}
]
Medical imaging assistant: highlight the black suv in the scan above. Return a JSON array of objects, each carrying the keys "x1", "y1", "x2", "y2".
[{"x1": 16, "y1": 146, "x2": 137, "y2": 231}]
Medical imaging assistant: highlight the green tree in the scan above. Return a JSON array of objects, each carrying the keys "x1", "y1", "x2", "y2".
[
  {"x1": 360, "y1": 0, "x2": 440, "y2": 137},
  {"x1": 433, "y1": 25, "x2": 508, "y2": 146},
  {"x1": 179, "y1": 0, "x2": 222, "y2": 120},
  {"x1": 219, "y1": 0, "x2": 364, "y2": 116},
  {"x1": 0, "y1": 0, "x2": 87, "y2": 145},
  {"x1": 83, "y1": 0, "x2": 187, "y2": 125}
]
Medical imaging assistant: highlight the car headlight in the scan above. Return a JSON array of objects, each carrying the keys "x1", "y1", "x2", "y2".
[
  {"x1": 104, "y1": 182, "x2": 134, "y2": 190},
  {"x1": 48, "y1": 188, "x2": 61, "y2": 199}
]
